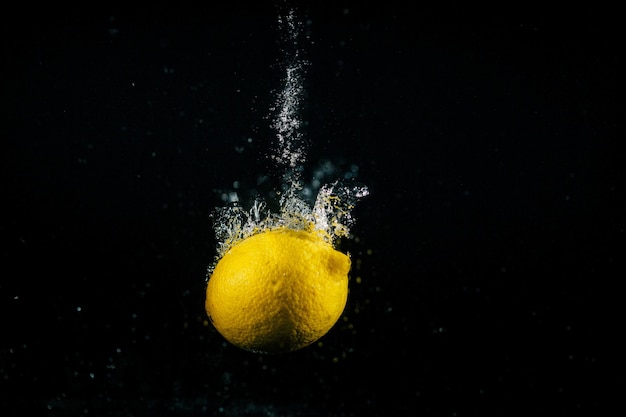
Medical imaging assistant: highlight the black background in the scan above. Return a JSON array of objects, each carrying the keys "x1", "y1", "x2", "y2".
[{"x1": 1, "y1": 2, "x2": 619, "y2": 416}]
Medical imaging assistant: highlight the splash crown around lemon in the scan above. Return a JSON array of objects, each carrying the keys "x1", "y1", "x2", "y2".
[
  {"x1": 206, "y1": 226, "x2": 350, "y2": 353},
  {"x1": 206, "y1": 183, "x2": 367, "y2": 353}
]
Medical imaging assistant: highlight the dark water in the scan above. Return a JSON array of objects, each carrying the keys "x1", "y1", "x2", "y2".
[{"x1": 1, "y1": 3, "x2": 617, "y2": 416}]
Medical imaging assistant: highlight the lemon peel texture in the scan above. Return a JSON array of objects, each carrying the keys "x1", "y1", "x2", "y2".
[{"x1": 205, "y1": 228, "x2": 350, "y2": 353}]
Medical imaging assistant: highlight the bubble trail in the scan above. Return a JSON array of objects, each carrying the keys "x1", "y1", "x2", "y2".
[
  {"x1": 208, "y1": 7, "x2": 368, "y2": 270},
  {"x1": 271, "y1": 8, "x2": 307, "y2": 185}
]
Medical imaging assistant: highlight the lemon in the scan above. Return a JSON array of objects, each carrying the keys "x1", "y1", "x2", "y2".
[{"x1": 205, "y1": 228, "x2": 351, "y2": 353}]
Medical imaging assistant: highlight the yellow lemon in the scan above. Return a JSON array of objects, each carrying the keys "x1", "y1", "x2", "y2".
[{"x1": 205, "y1": 228, "x2": 350, "y2": 353}]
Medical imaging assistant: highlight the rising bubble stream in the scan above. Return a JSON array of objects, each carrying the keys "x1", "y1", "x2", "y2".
[{"x1": 209, "y1": 8, "x2": 368, "y2": 272}]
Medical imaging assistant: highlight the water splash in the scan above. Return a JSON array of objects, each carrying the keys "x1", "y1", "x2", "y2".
[{"x1": 209, "y1": 7, "x2": 368, "y2": 269}]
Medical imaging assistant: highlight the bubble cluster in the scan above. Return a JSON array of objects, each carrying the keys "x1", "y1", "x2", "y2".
[{"x1": 270, "y1": 8, "x2": 308, "y2": 183}]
